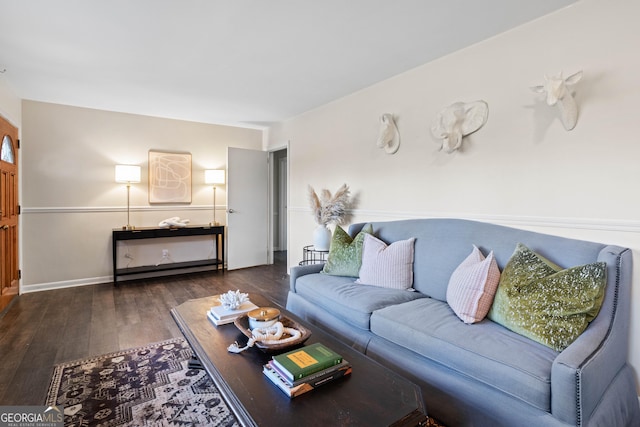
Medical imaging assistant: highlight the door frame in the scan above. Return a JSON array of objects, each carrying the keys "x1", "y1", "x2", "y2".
[{"x1": 267, "y1": 142, "x2": 289, "y2": 265}]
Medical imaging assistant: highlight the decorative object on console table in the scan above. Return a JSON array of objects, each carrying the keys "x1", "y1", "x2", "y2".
[
  {"x1": 204, "y1": 169, "x2": 226, "y2": 226},
  {"x1": 114, "y1": 164, "x2": 141, "y2": 230},
  {"x1": 112, "y1": 225, "x2": 224, "y2": 285},
  {"x1": 299, "y1": 245, "x2": 329, "y2": 265},
  {"x1": 272, "y1": 342, "x2": 343, "y2": 382}
]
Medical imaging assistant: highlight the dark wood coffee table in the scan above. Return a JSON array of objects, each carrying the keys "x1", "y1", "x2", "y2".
[{"x1": 171, "y1": 294, "x2": 428, "y2": 427}]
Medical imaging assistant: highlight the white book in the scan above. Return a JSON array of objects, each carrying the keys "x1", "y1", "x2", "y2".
[
  {"x1": 208, "y1": 310, "x2": 238, "y2": 326},
  {"x1": 208, "y1": 300, "x2": 258, "y2": 325}
]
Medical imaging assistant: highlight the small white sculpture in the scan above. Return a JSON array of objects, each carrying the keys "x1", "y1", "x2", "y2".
[
  {"x1": 376, "y1": 113, "x2": 400, "y2": 154},
  {"x1": 218, "y1": 290, "x2": 249, "y2": 310},
  {"x1": 530, "y1": 70, "x2": 583, "y2": 131},
  {"x1": 431, "y1": 101, "x2": 489, "y2": 153},
  {"x1": 158, "y1": 216, "x2": 190, "y2": 228}
]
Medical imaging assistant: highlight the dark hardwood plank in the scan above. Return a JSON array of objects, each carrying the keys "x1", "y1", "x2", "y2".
[{"x1": 0, "y1": 252, "x2": 289, "y2": 405}]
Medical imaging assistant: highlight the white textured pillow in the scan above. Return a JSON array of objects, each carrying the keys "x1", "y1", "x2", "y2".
[
  {"x1": 446, "y1": 245, "x2": 501, "y2": 324},
  {"x1": 356, "y1": 234, "x2": 416, "y2": 290}
]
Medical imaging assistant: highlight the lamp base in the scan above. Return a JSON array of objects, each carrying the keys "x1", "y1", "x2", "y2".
[
  {"x1": 122, "y1": 225, "x2": 136, "y2": 230},
  {"x1": 209, "y1": 221, "x2": 220, "y2": 227}
]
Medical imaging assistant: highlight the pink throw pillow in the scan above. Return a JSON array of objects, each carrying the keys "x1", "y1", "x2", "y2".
[
  {"x1": 446, "y1": 245, "x2": 500, "y2": 324},
  {"x1": 356, "y1": 233, "x2": 416, "y2": 290}
]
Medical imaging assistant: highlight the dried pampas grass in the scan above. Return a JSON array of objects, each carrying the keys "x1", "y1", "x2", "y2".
[{"x1": 308, "y1": 183, "x2": 351, "y2": 226}]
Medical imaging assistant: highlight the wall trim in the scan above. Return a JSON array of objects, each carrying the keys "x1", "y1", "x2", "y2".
[
  {"x1": 289, "y1": 206, "x2": 640, "y2": 233},
  {"x1": 21, "y1": 266, "x2": 224, "y2": 294},
  {"x1": 22, "y1": 205, "x2": 226, "y2": 214},
  {"x1": 21, "y1": 276, "x2": 111, "y2": 293}
]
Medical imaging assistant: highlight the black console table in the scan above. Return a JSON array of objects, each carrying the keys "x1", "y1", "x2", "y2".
[{"x1": 112, "y1": 225, "x2": 224, "y2": 285}]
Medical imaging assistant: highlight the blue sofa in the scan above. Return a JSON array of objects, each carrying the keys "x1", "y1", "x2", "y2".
[{"x1": 286, "y1": 218, "x2": 640, "y2": 426}]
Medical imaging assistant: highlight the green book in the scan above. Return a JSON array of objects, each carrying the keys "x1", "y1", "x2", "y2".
[{"x1": 272, "y1": 342, "x2": 343, "y2": 381}]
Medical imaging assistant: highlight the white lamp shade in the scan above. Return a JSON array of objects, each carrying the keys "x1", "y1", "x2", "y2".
[
  {"x1": 205, "y1": 169, "x2": 225, "y2": 185},
  {"x1": 115, "y1": 165, "x2": 141, "y2": 183}
]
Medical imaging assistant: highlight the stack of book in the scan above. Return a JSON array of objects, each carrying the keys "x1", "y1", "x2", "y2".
[
  {"x1": 263, "y1": 342, "x2": 352, "y2": 398},
  {"x1": 207, "y1": 298, "x2": 258, "y2": 326}
]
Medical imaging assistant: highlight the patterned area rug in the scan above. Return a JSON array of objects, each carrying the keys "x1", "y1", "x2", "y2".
[
  {"x1": 46, "y1": 338, "x2": 238, "y2": 427},
  {"x1": 47, "y1": 337, "x2": 446, "y2": 427}
]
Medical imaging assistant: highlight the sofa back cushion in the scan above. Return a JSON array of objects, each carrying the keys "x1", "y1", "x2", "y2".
[{"x1": 348, "y1": 218, "x2": 606, "y2": 302}]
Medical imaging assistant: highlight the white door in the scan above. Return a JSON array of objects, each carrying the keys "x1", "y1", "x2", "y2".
[{"x1": 227, "y1": 147, "x2": 268, "y2": 270}]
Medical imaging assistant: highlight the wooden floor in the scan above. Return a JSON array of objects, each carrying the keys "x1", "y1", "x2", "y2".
[{"x1": 0, "y1": 252, "x2": 289, "y2": 405}]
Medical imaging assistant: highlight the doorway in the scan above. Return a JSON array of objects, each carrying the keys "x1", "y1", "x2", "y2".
[{"x1": 271, "y1": 148, "x2": 287, "y2": 254}]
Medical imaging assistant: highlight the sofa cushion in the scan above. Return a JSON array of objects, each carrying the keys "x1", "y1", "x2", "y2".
[
  {"x1": 322, "y1": 224, "x2": 373, "y2": 277},
  {"x1": 370, "y1": 298, "x2": 558, "y2": 412},
  {"x1": 295, "y1": 273, "x2": 426, "y2": 330},
  {"x1": 488, "y1": 243, "x2": 607, "y2": 351},
  {"x1": 446, "y1": 245, "x2": 500, "y2": 324},
  {"x1": 356, "y1": 234, "x2": 416, "y2": 290}
]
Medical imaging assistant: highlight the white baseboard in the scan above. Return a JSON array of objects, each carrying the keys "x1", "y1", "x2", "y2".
[
  {"x1": 21, "y1": 276, "x2": 111, "y2": 293},
  {"x1": 21, "y1": 265, "x2": 225, "y2": 294}
]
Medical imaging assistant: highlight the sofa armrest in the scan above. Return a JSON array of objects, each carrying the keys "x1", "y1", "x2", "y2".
[
  {"x1": 289, "y1": 264, "x2": 324, "y2": 292},
  {"x1": 551, "y1": 246, "x2": 633, "y2": 425}
]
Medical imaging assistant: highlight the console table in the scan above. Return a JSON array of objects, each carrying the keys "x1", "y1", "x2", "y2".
[{"x1": 112, "y1": 225, "x2": 224, "y2": 285}]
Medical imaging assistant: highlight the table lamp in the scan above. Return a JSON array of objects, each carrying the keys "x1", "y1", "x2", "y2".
[
  {"x1": 205, "y1": 169, "x2": 225, "y2": 226},
  {"x1": 115, "y1": 164, "x2": 141, "y2": 230}
]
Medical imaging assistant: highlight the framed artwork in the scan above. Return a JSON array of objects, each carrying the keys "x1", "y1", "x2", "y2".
[{"x1": 148, "y1": 150, "x2": 192, "y2": 204}]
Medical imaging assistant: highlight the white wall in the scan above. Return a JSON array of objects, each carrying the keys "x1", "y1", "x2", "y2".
[
  {"x1": 0, "y1": 77, "x2": 21, "y2": 129},
  {"x1": 21, "y1": 100, "x2": 262, "y2": 290},
  {"x1": 268, "y1": 0, "x2": 640, "y2": 392}
]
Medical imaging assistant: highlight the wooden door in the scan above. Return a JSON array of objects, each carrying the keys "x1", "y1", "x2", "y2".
[{"x1": 0, "y1": 116, "x2": 19, "y2": 312}]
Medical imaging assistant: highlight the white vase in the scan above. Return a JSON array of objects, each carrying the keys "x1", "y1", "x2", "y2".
[{"x1": 313, "y1": 225, "x2": 331, "y2": 251}]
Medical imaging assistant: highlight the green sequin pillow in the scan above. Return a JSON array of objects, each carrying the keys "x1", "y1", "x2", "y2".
[
  {"x1": 321, "y1": 224, "x2": 373, "y2": 277},
  {"x1": 487, "y1": 243, "x2": 606, "y2": 351}
]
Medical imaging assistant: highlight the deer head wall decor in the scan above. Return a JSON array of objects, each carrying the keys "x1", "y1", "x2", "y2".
[{"x1": 530, "y1": 70, "x2": 583, "y2": 131}]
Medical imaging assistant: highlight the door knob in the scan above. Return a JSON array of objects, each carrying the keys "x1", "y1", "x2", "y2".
[
  {"x1": 1, "y1": 225, "x2": 8, "y2": 230},
  {"x1": 228, "y1": 209, "x2": 235, "y2": 213}
]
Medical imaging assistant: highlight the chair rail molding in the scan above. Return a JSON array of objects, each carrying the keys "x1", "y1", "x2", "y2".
[
  {"x1": 22, "y1": 205, "x2": 226, "y2": 214},
  {"x1": 288, "y1": 206, "x2": 640, "y2": 234}
]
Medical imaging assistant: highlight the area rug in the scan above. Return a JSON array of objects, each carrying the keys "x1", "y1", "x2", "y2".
[
  {"x1": 47, "y1": 337, "x2": 445, "y2": 426},
  {"x1": 46, "y1": 338, "x2": 238, "y2": 427}
]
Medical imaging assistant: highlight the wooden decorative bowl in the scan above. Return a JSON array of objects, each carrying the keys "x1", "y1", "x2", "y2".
[{"x1": 233, "y1": 315, "x2": 312, "y2": 353}]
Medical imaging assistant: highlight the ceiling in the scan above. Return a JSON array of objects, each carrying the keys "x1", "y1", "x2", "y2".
[{"x1": 0, "y1": 0, "x2": 578, "y2": 128}]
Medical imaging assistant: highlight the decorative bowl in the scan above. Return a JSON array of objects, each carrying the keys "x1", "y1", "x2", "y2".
[{"x1": 233, "y1": 315, "x2": 311, "y2": 353}]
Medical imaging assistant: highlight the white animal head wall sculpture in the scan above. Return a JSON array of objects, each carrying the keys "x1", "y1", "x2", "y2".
[
  {"x1": 530, "y1": 70, "x2": 583, "y2": 131},
  {"x1": 431, "y1": 100, "x2": 489, "y2": 154},
  {"x1": 376, "y1": 113, "x2": 400, "y2": 154}
]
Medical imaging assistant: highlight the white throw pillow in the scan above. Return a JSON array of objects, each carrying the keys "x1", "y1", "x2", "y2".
[
  {"x1": 446, "y1": 245, "x2": 500, "y2": 324},
  {"x1": 356, "y1": 233, "x2": 416, "y2": 290}
]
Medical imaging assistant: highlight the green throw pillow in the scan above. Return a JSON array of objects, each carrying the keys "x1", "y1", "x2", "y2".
[
  {"x1": 321, "y1": 224, "x2": 373, "y2": 277},
  {"x1": 487, "y1": 243, "x2": 606, "y2": 351}
]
